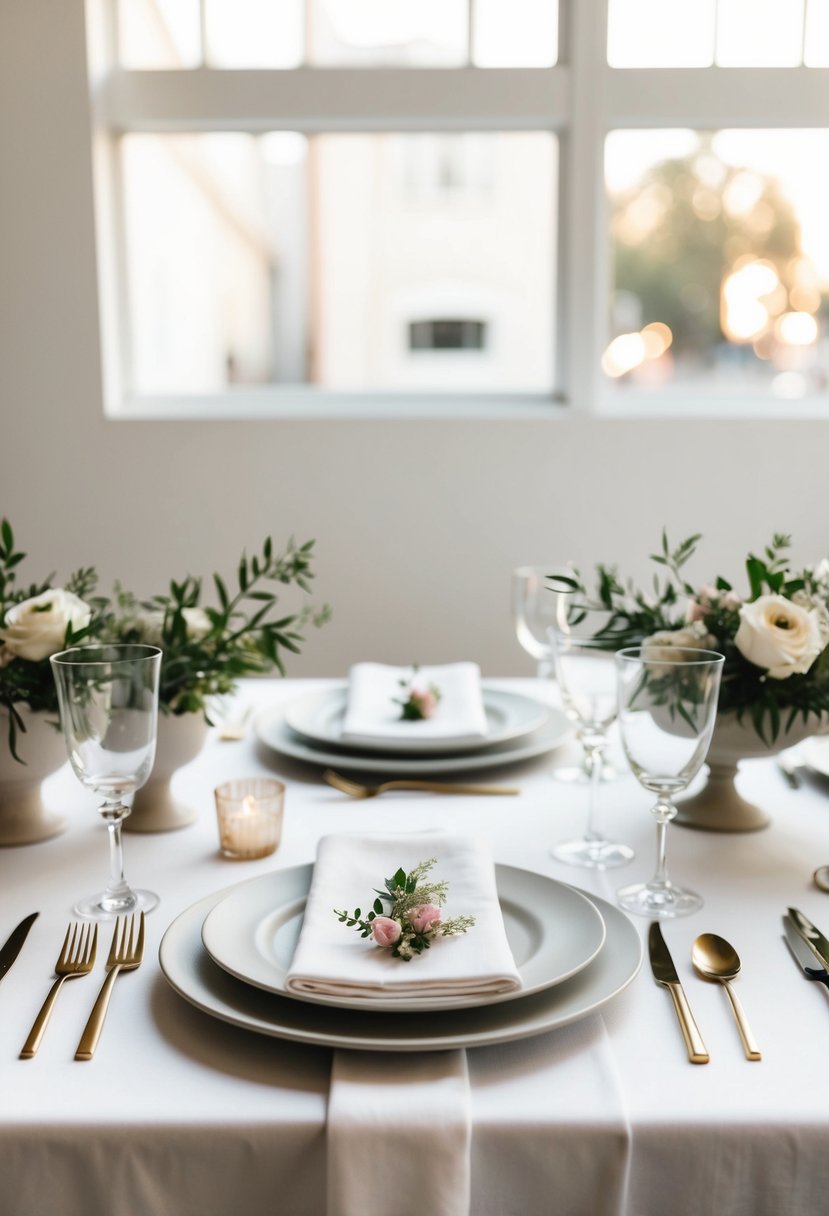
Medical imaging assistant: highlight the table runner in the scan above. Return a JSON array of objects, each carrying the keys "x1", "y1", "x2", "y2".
[{"x1": 327, "y1": 1049, "x2": 471, "y2": 1216}]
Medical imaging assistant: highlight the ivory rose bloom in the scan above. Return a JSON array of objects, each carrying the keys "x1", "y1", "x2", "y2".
[
  {"x1": 410, "y1": 905, "x2": 442, "y2": 934},
  {"x1": 371, "y1": 916, "x2": 402, "y2": 947},
  {"x1": 136, "y1": 607, "x2": 212, "y2": 646},
  {"x1": 734, "y1": 595, "x2": 825, "y2": 679},
  {"x1": 643, "y1": 623, "x2": 716, "y2": 661},
  {"x1": 0, "y1": 589, "x2": 90, "y2": 664}
]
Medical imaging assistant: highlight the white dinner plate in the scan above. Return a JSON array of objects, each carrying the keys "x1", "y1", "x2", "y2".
[
  {"x1": 256, "y1": 704, "x2": 571, "y2": 775},
  {"x1": 159, "y1": 875, "x2": 641, "y2": 1053},
  {"x1": 284, "y1": 686, "x2": 550, "y2": 755},
  {"x1": 200, "y1": 864, "x2": 606, "y2": 1012}
]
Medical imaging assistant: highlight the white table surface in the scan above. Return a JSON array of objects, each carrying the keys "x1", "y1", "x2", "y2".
[{"x1": 2, "y1": 678, "x2": 829, "y2": 1216}]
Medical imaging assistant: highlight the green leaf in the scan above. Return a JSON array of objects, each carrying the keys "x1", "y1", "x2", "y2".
[
  {"x1": 213, "y1": 575, "x2": 229, "y2": 611},
  {"x1": 746, "y1": 556, "x2": 766, "y2": 601}
]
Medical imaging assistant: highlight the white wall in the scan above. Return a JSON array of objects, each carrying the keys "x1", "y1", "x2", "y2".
[{"x1": 2, "y1": 0, "x2": 828, "y2": 678}]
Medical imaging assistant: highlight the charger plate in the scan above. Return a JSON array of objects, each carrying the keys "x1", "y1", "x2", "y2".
[
  {"x1": 284, "y1": 686, "x2": 550, "y2": 755},
  {"x1": 256, "y1": 705, "x2": 571, "y2": 775},
  {"x1": 200, "y1": 864, "x2": 606, "y2": 1011},
  {"x1": 159, "y1": 874, "x2": 642, "y2": 1053}
]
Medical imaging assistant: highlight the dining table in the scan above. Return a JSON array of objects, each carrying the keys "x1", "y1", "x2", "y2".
[{"x1": 2, "y1": 676, "x2": 829, "y2": 1216}]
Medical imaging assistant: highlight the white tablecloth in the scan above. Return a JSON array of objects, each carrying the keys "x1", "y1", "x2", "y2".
[{"x1": 2, "y1": 679, "x2": 829, "y2": 1216}]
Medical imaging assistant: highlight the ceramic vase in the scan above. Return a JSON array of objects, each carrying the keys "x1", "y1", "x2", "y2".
[
  {"x1": 0, "y1": 708, "x2": 68, "y2": 846},
  {"x1": 124, "y1": 711, "x2": 209, "y2": 833},
  {"x1": 675, "y1": 710, "x2": 827, "y2": 832}
]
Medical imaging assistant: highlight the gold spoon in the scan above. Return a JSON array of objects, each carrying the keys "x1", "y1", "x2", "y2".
[
  {"x1": 692, "y1": 933, "x2": 762, "y2": 1061},
  {"x1": 323, "y1": 769, "x2": 520, "y2": 800},
  {"x1": 813, "y1": 866, "x2": 829, "y2": 893}
]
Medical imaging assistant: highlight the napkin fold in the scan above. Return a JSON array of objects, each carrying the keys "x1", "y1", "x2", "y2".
[
  {"x1": 286, "y1": 833, "x2": 521, "y2": 1000},
  {"x1": 327, "y1": 1049, "x2": 471, "y2": 1216},
  {"x1": 341, "y1": 662, "x2": 488, "y2": 745}
]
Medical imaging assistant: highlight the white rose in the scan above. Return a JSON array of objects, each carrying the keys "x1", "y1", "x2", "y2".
[
  {"x1": 734, "y1": 594, "x2": 824, "y2": 679},
  {"x1": 643, "y1": 622, "x2": 716, "y2": 661},
  {"x1": 0, "y1": 589, "x2": 91, "y2": 663},
  {"x1": 136, "y1": 607, "x2": 212, "y2": 646}
]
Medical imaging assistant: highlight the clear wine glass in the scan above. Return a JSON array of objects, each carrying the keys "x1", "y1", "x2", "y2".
[
  {"x1": 512, "y1": 565, "x2": 568, "y2": 680},
  {"x1": 550, "y1": 601, "x2": 634, "y2": 869},
  {"x1": 513, "y1": 564, "x2": 617, "y2": 784},
  {"x1": 50, "y1": 644, "x2": 162, "y2": 920},
  {"x1": 616, "y1": 645, "x2": 724, "y2": 918}
]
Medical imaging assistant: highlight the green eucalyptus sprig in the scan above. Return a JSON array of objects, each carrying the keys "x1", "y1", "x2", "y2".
[{"x1": 111, "y1": 535, "x2": 330, "y2": 717}]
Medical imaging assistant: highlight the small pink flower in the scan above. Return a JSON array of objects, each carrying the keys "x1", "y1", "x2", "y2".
[
  {"x1": 722, "y1": 590, "x2": 742, "y2": 612},
  {"x1": 687, "y1": 585, "x2": 719, "y2": 622},
  {"x1": 371, "y1": 916, "x2": 402, "y2": 947},
  {"x1": 409, "y1": 688, "x2": 439, "y2": 719},
  {"x1": 410, "y1": 904, "x2": 442, "y2": 934}
]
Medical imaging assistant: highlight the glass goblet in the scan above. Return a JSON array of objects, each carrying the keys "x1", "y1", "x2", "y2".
[
  {"x1": 512, "y1": 565, "x2": 569, "y2": 681},
  {"x1": 615, "y1": 645, "x2": 724, "y2": 918},
  {"x1": 513, "y1": 565, "x2": 616, "y2": 783},
  {"x1": 550, "y1": 621, "x2": 634, "y2": 869},
  {"x1": 50, "y1": 644, "x2": 162, "y2": 920}
]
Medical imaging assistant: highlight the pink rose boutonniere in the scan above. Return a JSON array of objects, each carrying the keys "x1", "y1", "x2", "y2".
[
  {"x1": 334, "y1": 859, "x2": 475, "y2": 962},
  {"x1": 393, "y1": 666, "x2": 442, "y2": 721}
]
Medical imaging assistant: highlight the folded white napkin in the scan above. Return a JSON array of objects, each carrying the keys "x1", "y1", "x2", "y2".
[
  {"x1": 286, "y1": 833, "x2": 521, "y2": 1000},
  {"x1": 340, "y1": 662, "x2": 488, "y2": 745},
  {"x1": 327, "y1": 1049, "x2": 471, "y2": 1216}
]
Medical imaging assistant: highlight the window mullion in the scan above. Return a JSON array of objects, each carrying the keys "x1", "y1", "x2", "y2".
[
  {"x1": 560, "y1": 0, "x2": 610, "y2": 411},
  {"x1": 96, "y1": 66, "x2": 569, "y2": 133}
]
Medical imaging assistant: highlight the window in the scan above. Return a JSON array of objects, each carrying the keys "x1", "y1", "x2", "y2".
[
  {"x1": 87, "y1": 0, "x2": 829, "y2": 415},
  {"x1": 409, "y1": 320, "x2": 487, "y2": 352}
]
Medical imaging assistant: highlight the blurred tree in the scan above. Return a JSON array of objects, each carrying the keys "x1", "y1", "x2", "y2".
[{"x1": 611, "y1": 137, "x2": 802, "y2": 360}]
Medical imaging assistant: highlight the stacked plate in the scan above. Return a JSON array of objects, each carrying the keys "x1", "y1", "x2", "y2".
[
  {"x1": 255, "y1": 683, "x2": 572, "y2": 775},
  {"x1": 158, "y1": 864, "x2": 643, "y2": 1051}
]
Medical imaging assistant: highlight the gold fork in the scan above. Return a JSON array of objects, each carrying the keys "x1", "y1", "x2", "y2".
[
  {"x1": 323, "y1": 769, "x2": 520, "y2": 799},
  {"x1": 20, "y1": 923, "x2": 98, "y2": 1059},
  {"x1": 74, "y1": 912, "x2": 145, "y2": 1061}
]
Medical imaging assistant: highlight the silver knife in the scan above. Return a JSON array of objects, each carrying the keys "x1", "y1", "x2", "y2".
[
  {"x1": 648, "y1": 922, "x2": 709, "y2": 1064},
  {"x1": 783, "y1": 915, "x2": 829, "y2": 988},
  {"x1": 0, "y1": 913, "x2": 39, "y2": 983},
  {"x1": 787, "y1": 907, "x2": 829, "y2": 968}
]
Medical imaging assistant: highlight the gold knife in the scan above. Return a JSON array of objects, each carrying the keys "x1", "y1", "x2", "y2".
[{"x1": 648, "y1": 922, "x2": 709, "y2": 1064}]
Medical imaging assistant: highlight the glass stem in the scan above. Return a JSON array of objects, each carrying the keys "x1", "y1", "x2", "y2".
[
  {"x1": 101, "y1": 801, "x2": 131, "y2": 900},
  {"x1": 583, "y1": 739, "x2": 605, "y2": 842},
  {"x1": 651, "y1": 796, "x2": 676, "y2": 888}
]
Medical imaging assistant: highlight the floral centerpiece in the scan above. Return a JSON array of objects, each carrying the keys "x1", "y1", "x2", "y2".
[
  {"x1": 0, "y1": 519, "x2": 108, "y2": 760},
  {"x1": 108, "y1": 535, "x2": 330, "y2": 719},
  {"x1": 559, "y1": 532, "x2": 829, "y2": 745}
]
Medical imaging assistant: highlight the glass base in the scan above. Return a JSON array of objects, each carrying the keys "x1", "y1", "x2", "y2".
[
  {"x1": 552, "y1": 837, "x2": 634, "y2": 869},
  {"x1": 552, "y1": 763, "x2": 619, "y2": 785},
  {"x1": 617, "y1": 880, "x2": 702, "y2": 919},
  {"x1": 74, "y1": 887, "x2": 159, "y2": 921}
]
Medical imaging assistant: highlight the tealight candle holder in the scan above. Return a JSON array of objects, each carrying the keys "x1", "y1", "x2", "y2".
[{"x1": 214, "y1": 778, "x2": 285, "y2": 860}]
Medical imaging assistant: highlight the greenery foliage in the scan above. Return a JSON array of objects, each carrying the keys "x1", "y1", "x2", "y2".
[
  {"x1": 0, "y1": 519, "x2": 329, "y2": 759},
  {"x1": 110, "y1": 535, "x2": 330, "y2": 717}
]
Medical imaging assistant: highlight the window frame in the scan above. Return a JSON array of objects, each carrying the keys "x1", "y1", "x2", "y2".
[{"x1": 86, "y1": 0, "x2": 829, "y2": 419}]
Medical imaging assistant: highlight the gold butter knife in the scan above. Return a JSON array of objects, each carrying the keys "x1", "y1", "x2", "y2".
[{"x1": 649, "y1": 921, "x2": 709, "y2": 1064}]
